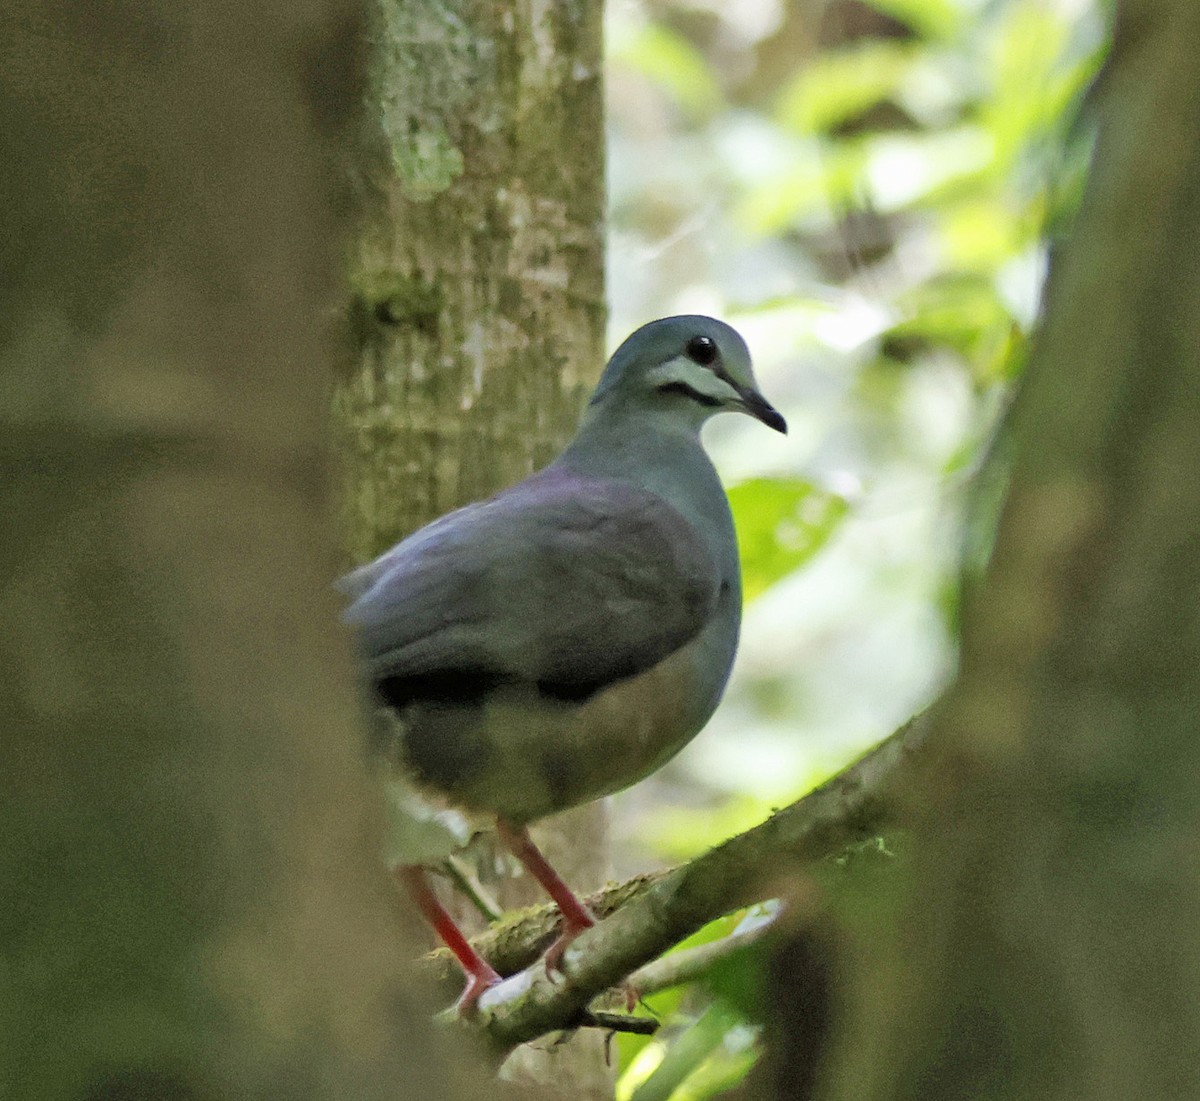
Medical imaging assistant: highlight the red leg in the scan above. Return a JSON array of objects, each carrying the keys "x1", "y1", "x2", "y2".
[
  {"x1": 496, "y1": 819, "x2": 596, "y2": 974},
  {"x1": 398, "y1": 865, "x2": 500, "y2": 1013}
]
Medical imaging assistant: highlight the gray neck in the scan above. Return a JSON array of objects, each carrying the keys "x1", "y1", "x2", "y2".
[
  {"x1": 558, "y1": 398, "x2": 713, "y2": 492},
  {"x1": 555, "y1": 399, "x2": 739, "y2": 577}
]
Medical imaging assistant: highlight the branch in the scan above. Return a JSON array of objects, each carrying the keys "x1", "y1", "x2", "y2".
[
  {"x1": 462, "y1": 712, "x2": 930, "y2": 1053},
  {"x1": 627, "y1": 913, "x2": 776, "y2": 997},
  {"x1": 421, "y1": 871, "x2": 671, "y2": 991}
]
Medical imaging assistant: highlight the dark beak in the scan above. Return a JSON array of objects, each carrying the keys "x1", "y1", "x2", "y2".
[{"x1": 737, "y1": 386, "x2": 788, "y2": 434}]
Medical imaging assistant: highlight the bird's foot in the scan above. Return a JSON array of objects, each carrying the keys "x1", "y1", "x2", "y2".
[
  {"x1": 542, "y1": 910, "x2": 596, "y2": 979},
  {"x1": 455, "y1": 960, "x2": 504, "y2": 1015}
]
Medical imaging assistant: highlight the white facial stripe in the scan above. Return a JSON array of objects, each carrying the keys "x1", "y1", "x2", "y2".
[{"x1": 648, "y1": 356, "x2": 741, "y2": 404}]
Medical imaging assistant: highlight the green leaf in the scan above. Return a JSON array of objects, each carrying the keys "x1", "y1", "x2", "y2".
[
  {"x1": 936, "y1": 198, "x2": 1028, "y2": 271},
  {"x1": 735, "y1": 141, "x2": 869, "y2": 233},
  {"x1": 776, "y1": 42, "x2": 919, "y2": 135},
  {"x1": 702, "y1": 936, "x2": 771, "y2": 1021},
  {"x1": 667, "y1": 1036, "x2": 759, "y2": 1101},
  {"x1": 728, "y1": 478, "x2": 850, "y2": 601},
  {"x1": 884, "y1": 272, "x2": 1015, "y2": 374},
  {"x1": 627, "y1": 1001, "x2": 755, "y2": 1101},
  {"x1": 612, "y1": 23, "x2": 722, "y2": 120},
  {"x1": 860, "y1": 0, "x2": 962, "y2": 40},
  {"x1": 982, "y1": 1, "x2": 1092, "y2": 170},
  {"x1": 863, "y1": 126, "x2": 994, "y2": 212}
]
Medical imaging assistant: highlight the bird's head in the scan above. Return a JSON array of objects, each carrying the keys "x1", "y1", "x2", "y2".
[{"x1": 589, "y1": 315, "x2": 787, "y2": 434}]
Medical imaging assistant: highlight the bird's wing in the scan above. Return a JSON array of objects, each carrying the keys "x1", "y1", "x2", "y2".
[{"x1": 341, "y1": 468, "x2": 721, "y2": 699}]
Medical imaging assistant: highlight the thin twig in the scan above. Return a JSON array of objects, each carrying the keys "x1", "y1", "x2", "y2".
[
  {"x1": 439, "y1": 853, "x2": 504, "y2": 923},
  {"x1": 627, "y1": 916, "x2": 777, "y2": 997},
  {"x1": 580, "y1": 1011, "x2": 658, "y2": 1036}
]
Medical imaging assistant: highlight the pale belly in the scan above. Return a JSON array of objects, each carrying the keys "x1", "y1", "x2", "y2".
[{"x1": 392, "y1": 627, "x2": 733, "y2": 825}]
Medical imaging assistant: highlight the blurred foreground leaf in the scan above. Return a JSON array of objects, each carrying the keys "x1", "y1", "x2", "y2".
[{"x1": 622, "y1": 1001, "x2": 758, "y2": 1101}]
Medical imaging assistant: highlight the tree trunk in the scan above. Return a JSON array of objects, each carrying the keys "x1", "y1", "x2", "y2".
[
  {"x1": 339, "y1": 0, "x2": 606, "y2": 556},
  {"x1": 339, "y1": 1, "x2": 610, "y2": 1095},
  {"x1": 0, "y1": 2, "x2": 482, "y2": 1097},
  {"x1": 820, "y1": 4, "x2": 1200, "y2": 1097}
]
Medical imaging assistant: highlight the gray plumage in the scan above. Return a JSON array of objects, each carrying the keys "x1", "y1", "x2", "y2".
[{"x1": 341, "y1": 315, "x2": 785, "y2": 834}]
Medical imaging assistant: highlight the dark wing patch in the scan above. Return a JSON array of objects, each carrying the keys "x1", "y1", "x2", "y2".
[{"x1": 341, "y1": 468, "x2": 720, "y2": 701}]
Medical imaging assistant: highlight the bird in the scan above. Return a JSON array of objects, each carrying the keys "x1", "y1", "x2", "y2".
[{"x1": 339, "y1": 315, "x2": 786, "y2": 1010}]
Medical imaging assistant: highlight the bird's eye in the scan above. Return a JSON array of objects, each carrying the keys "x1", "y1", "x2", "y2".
[{"x1": 685, "y1": 335, "x2": 718, "y2": 366}]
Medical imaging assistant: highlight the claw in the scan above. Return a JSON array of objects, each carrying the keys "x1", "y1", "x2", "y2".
[
  {"x1": 542, "y1": 910, "x2": 595, "y2": 978},
  {"x1": 455, "y1": 962, "x2": 503, "y2": 1015}
]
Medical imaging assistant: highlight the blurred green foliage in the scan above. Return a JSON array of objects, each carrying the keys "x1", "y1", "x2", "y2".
[
  {"x1": 606, "y1": 0, "x2": 1108, "y2": 1096},
  {"x1": 730, "y1": 478, "x2": 850, "y2": 600}
]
